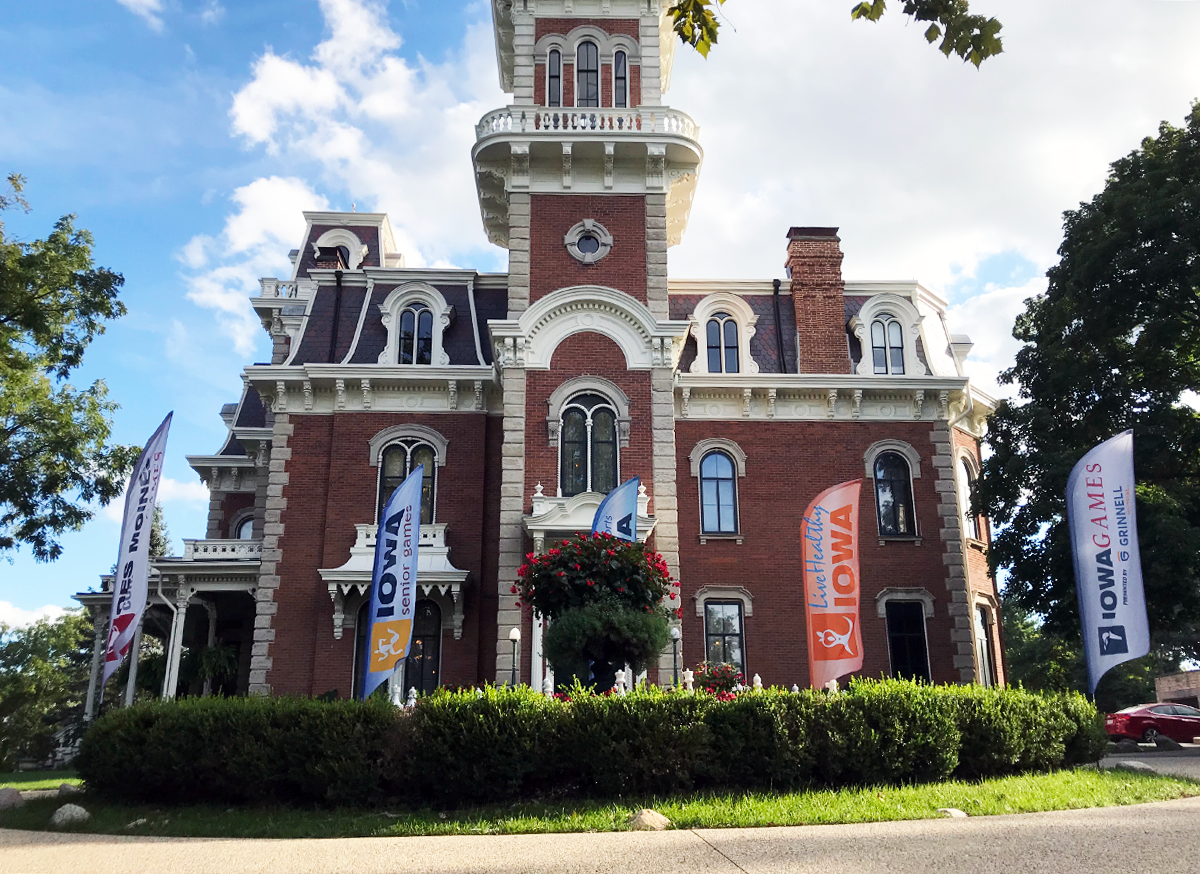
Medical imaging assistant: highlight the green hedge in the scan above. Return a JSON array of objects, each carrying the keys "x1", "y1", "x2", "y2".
[{"x1": 76, "y1": 680, "x2": 1107, "y2": 809}]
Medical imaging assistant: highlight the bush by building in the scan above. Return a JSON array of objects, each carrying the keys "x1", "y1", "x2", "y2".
[{"x1": 76, "y1": 679, "x2": 1107, "y2": 809}]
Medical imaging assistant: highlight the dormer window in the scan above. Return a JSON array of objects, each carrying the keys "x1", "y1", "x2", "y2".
[
  {"x1": 577, "y1": 41, "x2": 599, "y2": 108},
  {"x1": 614, "y1": 50, "x2": 628, "y2": 108},
  {"x1": 706, "y1": 312, "x2": 739, "y2": 374},
  {"x1": 399, "y1": 304, "x2": 434, "y2": 365},
  {"x1": 547, "y1": 49, "x2": 562, "y2": 107},
  {"x1": 871, "y1": 314, "x2": 905, "y2": 375}
]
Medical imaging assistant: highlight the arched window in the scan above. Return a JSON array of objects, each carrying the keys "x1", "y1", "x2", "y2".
[
  {"x1": 975, "y1": 604, "x2": 997, "y2": 687},
  {"x1": 700, "y1": 451, "x2": 738, "y2": 534},
  {"x1": 547, "y1": 49, "x2": 562, "y2": 107},
  {"x1": 871, "y1": 314, "x2": 905, "y2": 375},
  {"x1": 379, "y1": 441, "x2": 436, "y2": 524},
  {"x1": 613, "y1": 50, "x2": 628, "y2": 108},
  {"x1": 353, "y1": 599, "x2": 442, "y2": 699},
  {"x1": 559, "y1": 393, "x2": 617, "y2": 497},
  {"x1": 874, "y1": 451, "x2": 916, "y2": 536},
  {"x1": 576, "y1": 41, "x2": 599, "y2": 107},
  {"x1": 398, "y1": 304, "x2": 434, "y2": 365},
  {"x1": 234, "y1": 516, "x2": 254, "y2": 540},
  {"x1": 959, "y1": 459, "x2": 980, "y2": 540},
  {"x1": 706, "y1": 312, "x2": 739, "y2": 374}
]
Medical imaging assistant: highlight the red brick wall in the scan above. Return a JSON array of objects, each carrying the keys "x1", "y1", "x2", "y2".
[
  {"x1": 563, "y1": 63, "x2": 575, "y2": 107},
  {"x1": 220, "y1": 493, "x2": 255, "y2": 538},
  {"x1": 676, "y1": 420, "x2": 959, "y2": 689},
  {"x1": 787, "y1": 230, "x2": 851, "y2": 375},
  {"x1": 630, "y1": 65, "x2": 641, "y2": 108},
  {"x1": 524, "y1": 332, "x2": 654, "y2": 510},
  {"x1": 268, "y1": 412, "x2": 490, "y2": 696},
  {"x1": 535, "y1": 19, "x2": 641, "y2": 41},
  {"x1": 529, "y1": 194, "x2": 647, "y2": 305}
]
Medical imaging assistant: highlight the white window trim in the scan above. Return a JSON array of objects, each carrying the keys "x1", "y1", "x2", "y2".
[
  {"x1": 693, "y1": 585, "x2": 754, "y2": 618},
  {"x1": 972, "y1": 592, "x2": 1000, "y2": 687},
  {"x1": 849, "y1": 292, "x2": 928, "y2": 377},
  {"x1": 377, "y1": 282, "x2": 454, "y2": 366},
  {"x1": 368, "y1": 424, "x2": 449, "y2": 468},
  {"x1": 866, "y1": 441, "x2": 922, "y2": 539},
  {"x1": 555, "y1": 395, "x2": 621, "y2": 497},
  {"x1": 563, "y1": 219, "x2": 614, "y2": 265},
  {"x1": 612, "y1": 49, "x2": 628, "y2": 108},
  {"x1": 229, "y1": 508, "x2": 256, "y2": 540},
  {"x1": 687, "y1": 291, "x2": 760, "y2": 375},
  {"x1": 573, "y1": 37, "x2": 601, "y2": 109},
  {"x1": 372, "y1": 439, "x2": 441, "y2": 525},
  {"x1": 688, "y1": 438, "x2": 746, "y2": 542},
  {"x1": 546, "y1": 376, "x2": 630, "y2": 448},
  {"x1": 877, "y1": 589, "x2": 934, "y2": 682},
  {"x1": 312, "y1": 228, "x2": 369, "y2": 270},
  {"x1": 955, "y1": 449, "x2": 984, "y2": 544},
  {"x1": 542, "y1": 41, "x2": 566, "y2": 106}
]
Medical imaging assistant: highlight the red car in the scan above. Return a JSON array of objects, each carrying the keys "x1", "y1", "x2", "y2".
[{"x1": 1106, "y1": 703, "x2": 1200, "y2": 743}]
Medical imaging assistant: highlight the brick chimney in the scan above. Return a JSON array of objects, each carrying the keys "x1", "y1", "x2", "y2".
[{"x1": 786, "y1": 227, "x2": 850, "y2": 374}]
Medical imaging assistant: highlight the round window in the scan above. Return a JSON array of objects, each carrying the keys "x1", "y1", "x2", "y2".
[{"x1": 576, "y1": 234, "x2": 600, "y2": 255}]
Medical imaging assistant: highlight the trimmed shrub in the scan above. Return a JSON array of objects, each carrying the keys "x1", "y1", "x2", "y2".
[{"x1": 77, "y1": 681, "x2": 1108, "y2": 809}]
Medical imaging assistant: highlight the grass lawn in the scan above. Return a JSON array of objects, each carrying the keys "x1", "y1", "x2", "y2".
[
  {"x1": 0, "y1": 771, "x2": 80, "y2": 791},
  {"x1": 0, "y1": 769, "x2": 1196, "y2": 839}
]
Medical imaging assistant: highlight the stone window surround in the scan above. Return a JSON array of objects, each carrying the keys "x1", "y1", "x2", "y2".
[
  {"x1": 312, "y1": 228, "x2": 369, "y2": 271},
  {"x1": 545, "y1": 375, "x2": 631, "y2": 448},
  {"x1": 687, "y1": 291, "x2": 761, "y2": 376},
  {"x1": 972, "y1": 590, "x2": 1001, "y2": 685},
  {"x1": 377, "y1": 281, "x2": 455, "y2": 366},
  {"x1": 693, "y1": 585, "x2": 754, "y2": 618},
  {"x1": 955, "y1": 448, "x2": 985, "y2": 545},
  {"x1": 229, "y1": 508, "x2": 256, "y2": 541},
  {"x1": 687, "y1": 437, "x2": 747, "y2": 543},
  {"x1": 864, "y1": 439, "x2": 922, "y2": 540},
  {"x1": 534, "y1": 28, "x2": 642, "y2": 109},
  {"x1": 369, "y1": 424, "x2": 448, "y2": 525},
  {"x1": 876, "y1": 588, "x2": 934, "y2": 681},
  {"x1": 563, "y1": 219, "x2": 614, "y2": 265},
  {"x1": 849, "y1": 293, "x2": 928, "y2": 378}
]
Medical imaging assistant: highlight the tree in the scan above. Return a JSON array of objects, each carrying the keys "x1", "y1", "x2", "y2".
[
  {"x1": 0, "y1": 611, "x2": 92, "y2": 769},
  {"x1": 516, "y1": 534, "x2": 677, "y2": 691},
  {"x1": 1, "y1": 174, "x2": 139, "y2": 561},
  {"x1": 669, "y1": 0, "x2": 1002, "y2": 66},
  {"x1": 980, "y1": 103, "x2": 1200, "y2": 673}
]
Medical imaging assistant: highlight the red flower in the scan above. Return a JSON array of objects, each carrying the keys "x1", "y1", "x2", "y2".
[
  {"x1": 618, "y1": 587, "x2": 625, "y2": 593},
  {"x1": 548, "y1": 548, "x2": 561, "y2": 556},
  {"x1": 574, "y1": 563, "x2": 581, "y2": 570},
  {"x1": 510, "y1": 585, "x2": 518, "y2": 594},
  {"x1": 587, "y1": 580, "x2": 595, "y2": 586},
  {"x1": 669, "y1": 593, "x2": 677, "y2": 600},
  {"x1": 607, "y1": 548, "x2": 616, "y2": 556},
  {"x1": 517, "y1": 565, "x2": 528, "y2": 576},
  {"x1": 525, "y1": 552, "x2": 535, "y2": 560},
  {"x1": 515, "y1": 601, "x2": 522, "y2": 607},
  {"x1": 557, "y1": 570, "x2": 566, "y2": 577}
]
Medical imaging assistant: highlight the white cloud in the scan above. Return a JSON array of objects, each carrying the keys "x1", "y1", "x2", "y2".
[
  {"x1": 199, "y1": 1, "x2": 225, "y2": 26},
  {"x1": 0, "y1": 601, "x2": 70, "y2": 629},
  {"x1": 948, "y1": 276, "x2": 1047, "y2": 401},
  {"x1": 224, "y1": 0, "x2": 506, "y2": 271},
  {"x1": 102, "y1": 477, "x2": 213, "y2": 523},
  {"x1": 115, "y1": 0, "x2": 165, "y2": 31},
  {"x1": 181, "y1": 176, "x2": 329, "y2": 353}
]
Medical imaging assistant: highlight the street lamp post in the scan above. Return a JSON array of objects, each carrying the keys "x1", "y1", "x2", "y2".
[
  {"x1": 669, "y1": 625, "x2": 681, "y2": 687},
  {"x1": 508, "y1": 626, "x2": 521, "y2": 687}
]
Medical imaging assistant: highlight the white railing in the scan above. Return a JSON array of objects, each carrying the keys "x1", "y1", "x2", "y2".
[
  {"x1": 258, "y1": 278, "x2": 299, "y2": 299},
  {"x1": 477, "y1": 106, "x2": 699, "y2": 141},
  {"x1": 183, "y1": 539, "x2": 263, "y2": 560},
  {"x1": 353, "y1": 522, "x2": 449, "y2": 551}
]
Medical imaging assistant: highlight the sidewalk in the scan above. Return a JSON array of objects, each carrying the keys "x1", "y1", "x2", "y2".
[{"x1": 3, "y1": 797, "x2": 1200, "y2": 874}]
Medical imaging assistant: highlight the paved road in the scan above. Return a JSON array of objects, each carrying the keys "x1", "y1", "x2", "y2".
[
  {"x1": 1101, "y1": 749, "x2": 1200, "y2": 781},
  {"x1": 3, "y1": 797, "x2": 1200, "y2": 874}
]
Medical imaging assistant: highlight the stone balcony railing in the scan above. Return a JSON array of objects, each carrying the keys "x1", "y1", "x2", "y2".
[
  {"x1": 258, "y1": 278, "x2": 300, "y2": 299},
  {"x1": 476, "y1": 105, "x2": 699, "y2": 141},
  {"x1": 183, "y1": 539, "x2": 263, "y2": 560}
]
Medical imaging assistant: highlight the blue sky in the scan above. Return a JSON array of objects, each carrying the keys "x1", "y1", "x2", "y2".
[{"x1": 2, "y1": 0, "x2": 1199, "y2": 623}]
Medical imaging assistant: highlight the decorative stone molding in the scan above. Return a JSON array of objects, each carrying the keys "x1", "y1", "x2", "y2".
[
  {"x1": 686, "y1": 291, "x2": 760, "y2": 375},
  {"x1": 692, "y1": 585, "x2": 754, "y2": 618},
  {"x1": 563, "y1": 219, "x2": 613, "y2": 265},
  {"x1": 863, "y1": 439, "x2": 923, "y2": 480},
  {"x1": 368, "y1": 424, "x2": 449, "y2": 467},
  {"x1": 378, "y1": 282, "x2": 455, "y2": 366},
  {"x1": 849, "y1": 292, "x2": 928, "y2": 378},
  {"x1": 687, "y1": 438, "x2": 748, "y2": 478},
  {"x1": 545, "y1": 376, "x2": 631, "y2": 448},
  {"x1": 525, "y1": 488, "x2": 656, "y2": 553},
  {"x1": 311, "y1": 228, "x2": 368, "y2": 270},
  {"x1": 875, "y1": 587, "x2": 936, "y2": 619}
]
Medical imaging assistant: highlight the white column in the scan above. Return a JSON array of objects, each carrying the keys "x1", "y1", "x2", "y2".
[
  {"x1": 531, "y1": 612, "x2": 544, "y2": 694},
  {"x1": 84, "y1": 607, "x2": 108, "y2": 719},
  {"x1": 123, "y1": 619, "x2": 143, "y2": 706},
  {"x1": 162, "y1": 590, "x2": 190, "y2": 700}
]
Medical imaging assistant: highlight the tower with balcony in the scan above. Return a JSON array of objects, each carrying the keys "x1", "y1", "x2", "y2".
[{"x1": 477, "y1": 1, "x2": 703, "y2": 685}]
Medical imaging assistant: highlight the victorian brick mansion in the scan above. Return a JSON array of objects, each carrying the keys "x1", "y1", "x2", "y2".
[{"x1": 79, "y1": 0, "x2": 1003, "y2": 705}]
